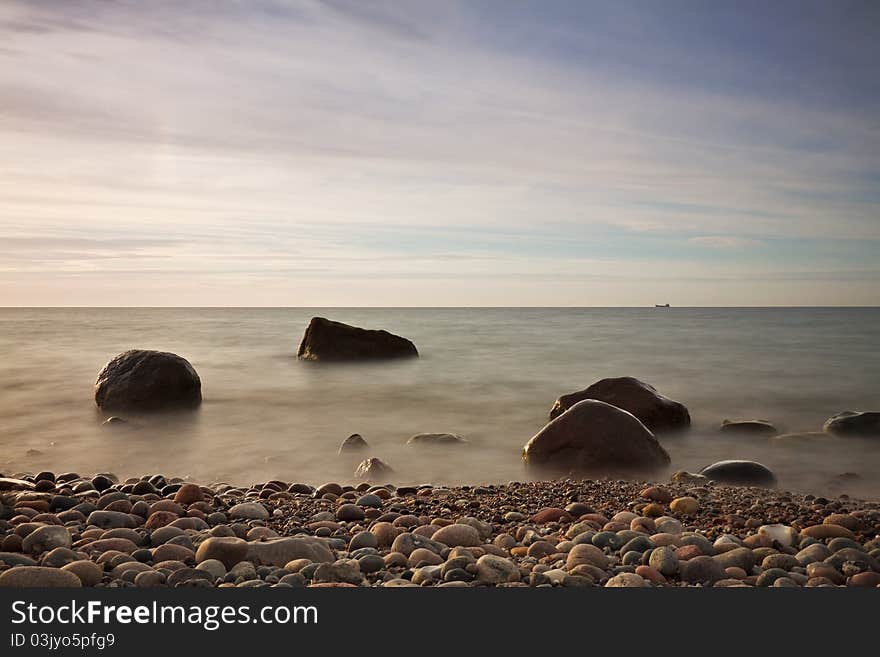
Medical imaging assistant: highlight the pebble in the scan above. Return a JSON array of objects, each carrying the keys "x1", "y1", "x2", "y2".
[
  {"x1": 431, "y1": 523, "x2": 481, "y2": 547},
  {"x1": 0, "y1": 472, "x2": 873, "y2": 590},
  {"x1": 713, "y1": 547, "x2": 756, "y2": 572},
  {"x1": 566, "y1": 543, "x2": 609, "y2": 570},
  {"x1": 680, "y1": 556, "x2": 726, "y2": 585},
  {"x1": 61, "y1": 560, "x2": 103, "y2": 586},
  {"x1": 22, "y1": 525, "x2": 71, "y2": 553},
  {"x1": 0, "y1": 565, "x2": 82, "y2": 587},
  {"x1": 648, "y1": 546, "x2": 679, "y2": 576},
  {"x1": 669, "y1": 497, "x2": 699, "y2": 515},
  {"x1": 605, "y1": 572, "x2": 649, "y2": 587},
  {"x1": 195, "y1": 537, "x2": 250, "y2": 568},
  {"x1": 228, "y1": 503, "x2": 270, "y2": 520},
  {"x1": 336, "y1": 504, "x2": 366, "y2": 522},
  {"x1": 475, "y1": 554, "x2": 520, "y2": 584}
]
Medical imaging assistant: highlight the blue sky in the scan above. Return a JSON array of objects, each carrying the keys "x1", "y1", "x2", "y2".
[{"x1": 1, "y1": 0, "x2": 878, "y2": 305}]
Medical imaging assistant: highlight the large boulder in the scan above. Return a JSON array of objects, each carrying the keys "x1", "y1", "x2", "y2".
[
  {"x1": 95, "y1": 350, "x2": 201, "y2": 412},
  {"x1": 523, "y1": 399, "x2": 670, "y2": 476},
  {"x1": 823, "y1": 411, "x2": 880, "y2": 437},
  {"x1": 297, "y1": 317, "x2": 418, "y2": 362},
  {"x1": 699, "y1": 460, "x2": 776, "y2": 487},
  {"x1": 549, "y1": 377, "x2": 689, "y2": 433}
]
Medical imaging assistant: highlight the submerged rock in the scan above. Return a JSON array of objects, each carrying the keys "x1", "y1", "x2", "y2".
[
  {"x1": 671, "y1": 471, "x2": 709, "y2": 485},
  {"x1": 699, "y1": 460, "x2": 777, "y2": 487},
  {"x1": 523, "y1": 399, "x2": 670, "y2": 475},
  {"x1": 720, "y1": 419, "x2": 778, "y2": 436},
  {"x1": 771, "y1": 431, "x2": 831, "y2": 446},
  {"x1": 94, "y1": 350, "x2": 201, "y2": 412},
  {"x1": 823, "y1": 411, "x2": 880, "y2": 437},
  {"x1": 297, "y1": 317, "x2": 418, "y2": 362},
  {"x1": 354, "y1": 457, "x2": 395, "y2": 481},
  {"x1": 406, "y1": 433, "x2": 468, "y2": 447},
  {"x1": 549, "y1": 377, "x2": 690, "y2": 433},
  {"x1": 338, "y1": 434, "x2": 369, "y2": 455}
]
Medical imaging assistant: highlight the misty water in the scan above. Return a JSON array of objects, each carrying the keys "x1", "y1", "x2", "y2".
[{"x1": 1, "y1": 307, "x2": 878, "y2": 498}]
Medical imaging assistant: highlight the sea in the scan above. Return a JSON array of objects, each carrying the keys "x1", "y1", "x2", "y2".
[{"x1": 1, "y1": 307, "x2": 878, "y2": 497}]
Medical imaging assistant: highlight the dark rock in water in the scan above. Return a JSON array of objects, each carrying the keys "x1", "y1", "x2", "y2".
[
  {"x1": 406, "y1": 433, "x2": 468, "y2": 447},
  {"x1": 354, "y1": 457, "x2": 395, "y2": 481},
  {"x1": 297, "y1": 317, "x2": 418, "y2": 362},
  {"x1": 95, "y1": 350, "x2": 201, "y2": 412},
  {"x1": 720, "y1": 419, "x2": 777, "y2": 436},
  {"x1": 523, "y1": 399, "x2": 670, "y2": 475},
  {"x1": 699, "y1": 460, "x2": 776, "y2": 487},
  {"x1": 549, "y1": 377, "x2": 690, "y2": 433},
  {"x1": 823, "y1": 411, "x2": 880, "y2": 437},
  {"x1": 339, "y1": 434, "x2": 369, "y2": 455}
]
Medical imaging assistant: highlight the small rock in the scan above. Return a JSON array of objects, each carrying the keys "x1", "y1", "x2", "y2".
[
  {"x1": 605, "y1": 572, "x2": 649, "y2": 587},
  {"x1": 22, "y1": 526, "x2": 71, "y2": 554},
  {"x1": 195, "y1": 537, "x2": 250, "y2": 569},
  {"x1": 0, "y1": 566, "x2": 82, "y2": 587},
  {"x1": 431, "y1": 523, "x2": 481, "y2": 548},
  {"x1": 475, "y1": 555, "x2": 520, "y2": 584},
  {"x1": 565, "y1": 543, "x2": 609, "y2": 570},
  {"x1": 228, "y1": 502, "x2": 269, "y2": 520},
  {"x1": 648, "y1": 546, "x2": 679, "y2": 576},
  {"x1": 680, "y1": 556, "x2": 726, "y2": 585},
  {"x1": 336, "y1": 504, "x2": 365, "y2": 522},
  {"x1": 61, "y1": 560, "x2": 103, "y2": 587},
  {"x1": 670, "y1": 497, "x2": 699, "y2": 515}
]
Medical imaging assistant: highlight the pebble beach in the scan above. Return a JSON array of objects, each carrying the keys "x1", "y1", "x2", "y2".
[{"x1": 1, "y1": 471, "x2": 878, "y2": 588}]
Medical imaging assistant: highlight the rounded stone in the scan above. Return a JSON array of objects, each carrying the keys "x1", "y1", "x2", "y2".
[
  {"x1": 566, "y1": 543, "x2": 609, "y2": 570},
  {"x1": 669, "y1": 497, "x2": 699, "y2": 515},
  {"x1": 336, "y1": 504, "x2": 365, "y2": 522},
  {"x1": 173, "y1": 484, "x2": 204, "y2": 505},
  {"x1": 648, "y1": 546, "x2": 679, "y2": 576},
  {"x1": 0, "y1": 566, "x2": 82, "y2": 587},
  {"x1": 431, "y1": 523, "x2": 481, "y2": 548},
  {"x1": 61, "y1": 560, "x2": 103, "y2": 587},
  {"x1": 713, "y1": 547, "x2": 756, "y2": 572},
  {"x1": 680, "y1": 556, "x2": 726, "y2": 585},
  {"x1": 195, "y1": 559, "x2": 227, "y2": 580},
  {"x1": 94, "y1": 349, "x2": 201, "y2": 412},
  {"x1": 195, "y1": 537, "x2": 249, "y2": 569},
  {"x1": 699, "y1": 460, "x2": 776, "y2": 487},
  {"x1": 22, "y1": 525, "x2": 71, "y2": 554},
  {"x1": 605, "y1": 572, "x2": 649, "y2": 587},
  {"x1": 475, "y1": 555, "x2": 520, "y2": 584},
  {"x1": 349, "y1": 531, "x2": 378, "y2": 551},
  {"x1": 228, "y1": 503, "x2": 270, "y2": 520}
]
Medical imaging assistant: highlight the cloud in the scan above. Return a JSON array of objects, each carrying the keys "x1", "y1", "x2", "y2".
[
  {"x1": 687, "y1": 236, "x2": 766, "y2": 249},
  {"x1": 0, "y1": 1, "x2": 878, "y2": 305}
]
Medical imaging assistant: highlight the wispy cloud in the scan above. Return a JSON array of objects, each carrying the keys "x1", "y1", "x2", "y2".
[
  {"x1": 0, "y1": 1, "x2": 878, "y2": 305},
  {"x1": 688, "y1": 236, "x2": 766, "y2": 249}
]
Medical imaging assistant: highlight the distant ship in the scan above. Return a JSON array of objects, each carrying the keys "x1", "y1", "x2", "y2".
[{"x1": 655, "y1": 303, "x2": 670, "y2": 308}]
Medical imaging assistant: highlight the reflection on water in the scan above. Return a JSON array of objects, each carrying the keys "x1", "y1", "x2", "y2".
[{"x1": 0, "y1": 307, "x2": 878, "y2": 497}]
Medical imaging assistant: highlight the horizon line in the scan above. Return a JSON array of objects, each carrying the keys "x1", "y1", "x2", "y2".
[{"x1": 1, "y1": 305, "x2": 878, "y2": 310}]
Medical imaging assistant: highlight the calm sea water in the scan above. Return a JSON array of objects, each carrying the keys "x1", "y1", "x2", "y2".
[{"x1": 1, "y1": 308, "x2": 878, "y2": 497}]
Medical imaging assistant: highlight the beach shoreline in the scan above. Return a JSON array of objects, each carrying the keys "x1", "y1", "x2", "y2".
[{"x1": 2, "y1": 470, "x2": 878, "y2": 588}]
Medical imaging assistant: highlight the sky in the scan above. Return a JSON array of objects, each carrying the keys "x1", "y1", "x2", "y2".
[{"x1": 1, "y1": 0, "x2": 878, "y2": 306}]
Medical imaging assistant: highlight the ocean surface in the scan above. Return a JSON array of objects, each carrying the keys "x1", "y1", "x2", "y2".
[{"x1": 1, "y1": 307, "x2": 878, "y2": 497}]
